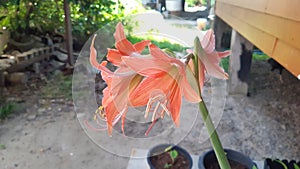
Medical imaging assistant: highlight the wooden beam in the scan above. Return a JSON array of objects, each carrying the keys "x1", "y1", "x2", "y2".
[
  {"x1": 215, "y1": 2, "x2": 276, "y2": 56},
  {"x1": 272, "y1": 40, "x2": 300, "y2": 77},
  {"x1": 216, "y1": 2, "x2": 300, "y2": 51},
  {"x1": 266, "y1": 0, "x2": 300, "y2": 22},
  {"x1": 215, "y1": 1, "x2": 300, "y2": 78},
  {"x1": 217, "y1": 0, "x2": 268, "y2": 13}
]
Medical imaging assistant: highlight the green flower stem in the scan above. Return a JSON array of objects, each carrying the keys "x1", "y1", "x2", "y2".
[
  {"x1": 192, "y1": 37, "x2": 230, "y2": 169},
  {"x1": 198, "y1": 99, "x2": 231, "y2": 169}
]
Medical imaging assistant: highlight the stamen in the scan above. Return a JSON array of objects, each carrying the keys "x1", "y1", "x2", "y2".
[
  {"x1": 151, "y1": 102, "x2": 161, "y2": 122},
  {"x1": 159, "y1": 102, "x2": 171, "y2": 116},
  {"x1": 159, "y1": 106, "x2": 166, "y2": 119},
  {"x1": 145, "y1": 98, "x2": 153, "y2": 118}
]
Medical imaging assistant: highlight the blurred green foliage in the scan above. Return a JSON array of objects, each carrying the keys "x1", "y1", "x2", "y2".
[
  {"x1": 186, "y1": 0, "x2": 207, "y2": 6},
  {"x1": 127, "y1": 35, "x2": 188, "y2": 54},
  {"x1": 0, "y1": 0, "x2": 135, "y2": 40}
]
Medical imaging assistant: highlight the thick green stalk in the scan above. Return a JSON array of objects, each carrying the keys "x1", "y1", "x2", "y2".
[
  {"x1": 198, "y1": 100, "x2": 231, "y2": 169},
  {"x1": 192, "y1": 37, "x2": 230, "y2": 169}
]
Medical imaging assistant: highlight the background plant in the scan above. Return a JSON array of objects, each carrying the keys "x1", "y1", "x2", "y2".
[
  {"x1": 0, "y1": 0, "x2": 138, "y2": 41},
  {"x1": 0, "y1": 101, "x2": 16, "y2": 120}
]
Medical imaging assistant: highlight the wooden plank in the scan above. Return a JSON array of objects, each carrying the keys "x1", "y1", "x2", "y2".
[
  {"x1": 215, "y1": 2, "x2": 276, "y2": 56},
  {"x1": 216, "y1": 2, "x2": 300, "y2": 51},
  {"x1": 272, "y1": 40, "x2": 300, "y2": 78},
  {"x1": 217, "y1": 0, "x2": 268, "y2": 13},
  {"x1": 266, "y1": 0, "x2": 300, "y2": 22}
]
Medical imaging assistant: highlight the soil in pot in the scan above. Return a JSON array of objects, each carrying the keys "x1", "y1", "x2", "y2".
[
  {"x1": 205, "y1": 159, "x2": 248, "y2": 169},
  {"x1": 149, "y1": 150, "x2": 191, "y2": 169}
]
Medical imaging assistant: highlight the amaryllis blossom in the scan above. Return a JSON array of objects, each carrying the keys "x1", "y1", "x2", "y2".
[
  {"x1": 122, "y1": 44, "x2": 201, "y2": 130},
  {"x1": 89, "y1": 23, "x2": 149, "y2": 135},
  {"x1": 107, "y1": 22, "x2": 150, "y2": 67},
  {"x1": 189, "y1": 29, "x2": 230, "y2": 91}
]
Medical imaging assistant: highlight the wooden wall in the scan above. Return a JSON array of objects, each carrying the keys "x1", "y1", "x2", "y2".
[{"x1": 215, "y1": 0, "x2": 300, "y2": 78}]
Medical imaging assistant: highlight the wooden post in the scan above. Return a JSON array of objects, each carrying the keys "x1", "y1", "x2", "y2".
[
  {"x1": 63, "y1": 0, "x2": 74, "y2": 66},
  {"x1": 228, "y1": 30, "x2": 253, "y2": 95}
]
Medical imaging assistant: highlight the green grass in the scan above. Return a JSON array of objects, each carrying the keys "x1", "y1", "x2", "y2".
[
  {"x1": 220, "y1": 57, "x2": 230, "y2": 73},
  {"x1": 127, "y1": 36, "x2": 188, "y2": 54},
  {"x1": 252, "y1": 53, "x2": 270, "y2": 61},
  {"x1": 42, "y1": 73, "x2": 72, "y2": 100},
  {"x1": 0, "y1": 102, "x2": 15, "y2": 120}
]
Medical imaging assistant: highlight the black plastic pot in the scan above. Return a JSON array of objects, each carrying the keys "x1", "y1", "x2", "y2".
[
  {"x1": 264, "y1": 158, "x2": 300, "y2": 169},
  {"x1": 198, "y1": 149, "x2": 257, "y2": 169},
  {"x1": 147, "y1": 144, "x2": 193, "y2": 169}
]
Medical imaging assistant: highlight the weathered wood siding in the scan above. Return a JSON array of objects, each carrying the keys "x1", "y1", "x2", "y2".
[{"x1": 215, "y1": 0, "x2": 300, "y2": 78}]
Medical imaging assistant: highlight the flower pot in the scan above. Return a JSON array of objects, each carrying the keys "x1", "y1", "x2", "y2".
[
  {"x1": 147, "y1": 144, "x2": 193, "y2": 169},
  {"x1": 198, "y1": 149, "x2": 257, "y2": 169},
  {"x1": 166, "y1": 0, "x2": 182, "y2": 11},
  {"x1": 264, "y1": 158, "x2": 300, "y2": 169}
]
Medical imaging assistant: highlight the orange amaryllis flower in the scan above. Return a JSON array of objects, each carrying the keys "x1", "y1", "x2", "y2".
[
  {"x1": 122, "y1": 44, "x2": 201, "y2": 133},
  {"x1": 190, "y1": 29, "x2": 230, "y2": 91},
  {"x1": 107, "y1": 22, "x2": 150, "y2": 67},
  {"x1": 90, "y1": 34, "x2": 144, "y2": 135}
]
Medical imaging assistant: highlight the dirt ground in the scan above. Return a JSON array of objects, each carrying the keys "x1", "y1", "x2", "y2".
[{"x1": 0, "y1": 59, "x2": 299, "y2": 169}]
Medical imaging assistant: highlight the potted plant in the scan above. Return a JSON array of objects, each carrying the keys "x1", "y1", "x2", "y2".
[
  {"x1": 199, "y1": 149, "x2": 257, "y2": 169},
  {"x1": 88, "y1": 21, "x2": 253, "y2": 169},
  {"x1": 264, "y1": 158, "x2": 300, "y2": 169},
  {"x1": 147, "y1": 144, "x2": 193, "y2": 169}
]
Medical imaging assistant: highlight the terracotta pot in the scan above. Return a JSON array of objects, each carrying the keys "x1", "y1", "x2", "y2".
[
  {"x1": 198, "y1": 149, "x2": 257, "y2": 169},
  {"x1": 147, "y1": 144, "x2": 193, "y2": 169}
]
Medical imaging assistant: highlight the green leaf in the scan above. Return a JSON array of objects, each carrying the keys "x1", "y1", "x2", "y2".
[
  {"x1": 275, "y1": 160, "x2": 288, "y2": 169},
  {"x1": 0, "y1": 15, "x2": 6, "y2": 21},
  {"x1": 164, "y1": 146, "x2": 173, "y2": 152},
  {"x1": 169, "y1": 150, "x2": 178, "y2": 162},
  {"x1": 252, "y1": 165, "x2": 258, "y2": 169},
  {"x1": 294, "y1": 163, "x2": 300, "y2": 169}
]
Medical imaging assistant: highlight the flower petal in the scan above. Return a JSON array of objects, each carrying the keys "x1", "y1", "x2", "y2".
[
  {"x1": 90, "y1": 35, "x2": 115, "y2": 75},
  {"x1": 202, "y1": 52, "x2": 228, "y2": 79},
  {"x1": 201, "y1": 29, "x2": 215, "y2": 54},
  {"x1": 133, "y1": 40, "x2": 151, "y2": 53},
  {"x1": 218, "y1": 50, "x2": 231, "y2": 58},
  {"x1": 114, "y1": 22, "x2": 126, "y2": 43},
  {"x1": 129, "y1": 74, "x2": 173, "y2": 106},
  {"x1": 168, "y1": 82, "x2": 182, "y2": 126},
  {"x1": 107, "y1": 49, "x2": 123, "y2": 66},
  {"x1": 195, "y1": 36, "x2": 228, "y2": 80},
  {"x1": 105, "y1": 101, "x2": 119, "y2": 135},
  {"x1": 149, "y1": 44, "x2": 185, "y2": 71},
  {"x1": 115, "y1": 39, "x2": 136, "y2": 56},
  {"x1": 182, "y1": 66, "x2": 201, "y2": 103},
  {"x1": 122, "y1": 56, "x2": 172, "y2": 77}
]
